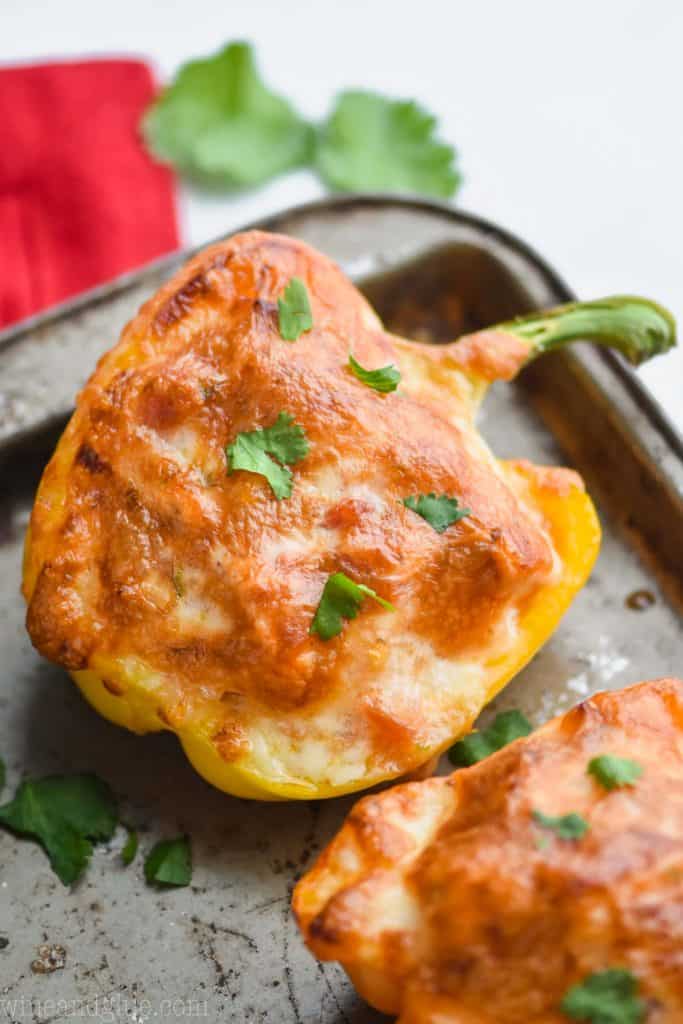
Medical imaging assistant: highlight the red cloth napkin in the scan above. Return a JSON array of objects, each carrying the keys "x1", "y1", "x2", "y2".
[{"x1": 0, "y1": 59, "x2": 179, "y2": 329}]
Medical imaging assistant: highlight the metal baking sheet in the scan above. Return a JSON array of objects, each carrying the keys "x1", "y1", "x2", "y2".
[{"x1": 0, "y1": 196, "x2": 681, "y2": 1023}]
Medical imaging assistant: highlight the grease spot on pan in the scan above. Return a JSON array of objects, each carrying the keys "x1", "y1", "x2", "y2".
[{"x1": 625, "y1": 588, "x2": 656, "y2": 611}]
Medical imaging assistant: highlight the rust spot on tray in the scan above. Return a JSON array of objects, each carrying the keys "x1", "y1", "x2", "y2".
[{"x1": 31, "y1": 943, "x2": 66, "y2": 974}]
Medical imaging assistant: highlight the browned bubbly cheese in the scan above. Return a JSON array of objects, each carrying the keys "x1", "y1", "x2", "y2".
[
  {"x1": 24, "y1": 231, "x2": 574, "y2": 790},
  {"x1": 294, "y1": 678, "x2": 683, "y2": 1022}
]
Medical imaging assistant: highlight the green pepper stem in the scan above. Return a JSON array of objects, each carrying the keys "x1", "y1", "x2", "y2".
[{"x1": 496, "y1": 295, "x2": 676, "y2": 367}]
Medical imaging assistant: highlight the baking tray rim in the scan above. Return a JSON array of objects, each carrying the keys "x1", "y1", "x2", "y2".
[{"x1": 1, "y1": 191, "x2": 680, "y2": 461}]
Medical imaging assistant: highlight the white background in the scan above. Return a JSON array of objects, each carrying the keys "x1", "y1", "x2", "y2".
[{"x1": 4, "y1": 0, "x2": 682, "y2": 430}]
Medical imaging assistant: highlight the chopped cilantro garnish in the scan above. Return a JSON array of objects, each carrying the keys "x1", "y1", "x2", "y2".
[
  {"x1": 121, "y1": 826, "x2": 139, "y2": 867},
  {"x1": 310, "y1": 572, "x2": 395, "y2": 641},
  {"x1": 587, "y1": 755, "x2": 643, "y2": 791},
  {"x1": 226, "y1": 411, "x2": 309, "y2": 499},
  {"x1": 348, "y1": 353, "x2": 401, "y2": 393},
  {"x1": 561, "y1": 968, "x2": 646, "y2": 1024},
  {"x1": 532, "y1": 810, "x2": 589, "y2": 841},
  {"x1": 144, "y1": 835, "x2": 192, "y2": 887},
  {"x1": 448, "y1": 709, "x2": 532, "y2": 766},
  {"x1": 0, "y1": 774, "x2": 118, "y2": 886},
  {"x1": 403, "y1": 493, "x2": 470, "y2": 534},
  {"x1": 278, "y1": 277, "x2": 313, "y2": 341}
]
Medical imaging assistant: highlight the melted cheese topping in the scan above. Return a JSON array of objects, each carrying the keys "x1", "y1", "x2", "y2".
[
  {"x1": 294, "y1": 679, "x2": 683, "y2": 1021},
  {"x1": 24, "y1": 231, "x2": 589, "y2": 794}
]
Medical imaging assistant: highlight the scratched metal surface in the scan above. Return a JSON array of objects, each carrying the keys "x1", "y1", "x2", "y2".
[{"x1": 0, "y1": 199, "x2": 681, "y2": 1024}]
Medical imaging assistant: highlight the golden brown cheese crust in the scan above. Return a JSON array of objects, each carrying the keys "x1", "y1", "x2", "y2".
[
  {"x1": 294, "y1": 679, "x2": 683, "y2": 1023},
  {"x1": 25, "y1": 231, "x2": 566, "y2": 779}
]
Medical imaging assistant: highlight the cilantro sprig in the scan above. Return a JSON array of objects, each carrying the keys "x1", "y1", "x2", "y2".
[
  {"x1": 532, "y1": 810, "x2": 589, "y2": 841},
  {"x1": 278, "y1": 278, "x2": 313, "y2": 341},
  {"x1": 449, "y1": 710, "x2": 532, "y2": 767},
  {"x1": 144, "y1": 836, "x2": 192, "y2": 888},
  {"x1": 0, "y1": 774, "x2": 118, "y2": 886},
  {"x1": 587, "y1": 755, "x2": 643, "y2": 791},
  {"x1": 226, "y1": 412, "x2": 309, "y2": 499},
  {"x1": 142, "y1": 44, "x2": 461, "y2": 200},
  {"x1": 561, "y1": 968, "x2": 646, "y2": 1024},
  {"x1": 310, "y1": 572, "x2": 394, "y2": 640},
  {"x1": 403, "y1": 493, "x2": 470, "y2": 534},
  {"x1": 348, "y1": 353, "x2": 401, "y2": 393}
]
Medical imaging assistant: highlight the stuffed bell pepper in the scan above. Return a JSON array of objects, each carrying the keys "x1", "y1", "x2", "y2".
[{"x1": 22, "y1": 232, "x2": 676, "y2": 799}]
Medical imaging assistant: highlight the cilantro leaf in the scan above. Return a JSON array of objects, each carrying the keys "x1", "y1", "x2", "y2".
[
  {"x1": 226, "y1": 412, "x2": 309, "y2": 500},
  {"x1": 143, "y1": 42, "x2": 313, "y2": 187},
  {"x1": 144, "y1": 836, "x2": 192, "y2": 887},
  {"x1": 403, "y1": 493, "x2": 470, "y2": 534},
  {"x1": 348, "y1": 353, "x2": 401, "y2": 393},
  {"x1": 561, "y1": 968, "x2": 646, "y2": 1024},
  {"x1": 588, "y1": 755, "x2": 644, "y2": 791},
  {"x1": 532, "y1": 810, "x2": 589, "y2": 841},
  {"x1": 278, "y1": 278, "x2": 313, "y2": 341},
  {"x1": 229, "y1": 441, "x2": 293, "y2": 498},
  {"x1": 449, "y1": 709, "x2": 532, "y2": 767},
  {"x1": 317, "y1": 90, "x2": 461, "y2": 198},
  {"x1": 251, "y1": 412, "x2": 309, "y2": 464},
  {"x1": 310, "y1": 572, "x2": 395, "y2": 640},
  {"x1": 0, "y1": 774, "x2": 118, "y2": 886},
  {"x1": 121, "y1": 826, "x2": 139, "y2": 867}
]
